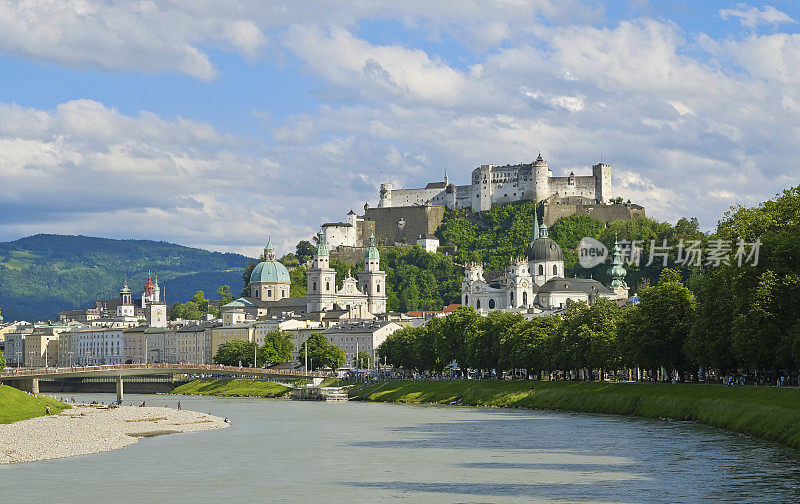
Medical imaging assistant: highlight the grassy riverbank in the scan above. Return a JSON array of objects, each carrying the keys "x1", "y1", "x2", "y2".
[
  {"x1": 171, "y1": 379, "x2": 292, "y2": 398},
  {"x1": 348, "y1": 380, "x2": 800, "y2": 449},
  {"x1": 0, "y1": 385, "x2": 70, "y2": 424}
]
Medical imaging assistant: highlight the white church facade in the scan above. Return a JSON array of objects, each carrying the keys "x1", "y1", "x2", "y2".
[{"x1": 462, "y1": 219, "x2": 629, "y2": 313}]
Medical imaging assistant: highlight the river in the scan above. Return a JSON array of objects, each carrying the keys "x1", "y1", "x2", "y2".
[{"x1": 2, "y1": 393, "x2": 799, "y2": 503}]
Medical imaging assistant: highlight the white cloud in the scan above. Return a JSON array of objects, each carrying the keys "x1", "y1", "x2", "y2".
[
  {"x1": 1, "y1": 4, "x2": 800, "y2": 253},
  {"x1": 0, "y1": 0, "x2": 599, "y2": 80},
  {"x1": 720, "y1": 4, "x2": 795, "y2": 28}
]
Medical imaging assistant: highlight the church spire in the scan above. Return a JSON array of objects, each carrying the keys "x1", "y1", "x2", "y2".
[
  {"x1": 531, "y1": 215, "x2": 540, "y2": 242},
  {"x1": 608, "y1": 238, "x2": 628, "y2": 288}
]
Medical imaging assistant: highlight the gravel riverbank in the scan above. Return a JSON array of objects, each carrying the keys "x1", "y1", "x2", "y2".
[{"x1": 0, "y1": 405, "x2": 230, "y2": 464}]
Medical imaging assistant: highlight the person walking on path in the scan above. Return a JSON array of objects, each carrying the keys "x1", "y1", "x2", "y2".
[{"x1": 177, "y1": 401, "x2": 181, "y2": 411}]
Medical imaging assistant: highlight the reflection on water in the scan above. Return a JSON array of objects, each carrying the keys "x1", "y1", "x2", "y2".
[{"x1": 2, "y1": 393, "x2": 799, "y2": 503}]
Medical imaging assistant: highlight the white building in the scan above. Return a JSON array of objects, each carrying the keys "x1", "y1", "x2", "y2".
[
  {"x1": 73, "y1": 327, "x2": 125, "y2": 365},
  {"x1": 321, "y1": 320, "x2": 402, "y2": 366},
  {"x1": 379, "y1": 155, "x2": 611, "y2": 212},
  {"x1": 462, "y1": 218, "x2": 628, "y2": 313},
  {"x1": 416, "y1": 234, "x2": 440, "y2": 253}
]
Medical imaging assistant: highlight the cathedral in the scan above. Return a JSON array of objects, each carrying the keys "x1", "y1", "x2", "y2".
[
  {"x1": 306, "y1": 231, "x2": 387, "y2": 316},
  {"x1": 220, "y1": 232, "x2": 388, "y2": 321},
  {"x1": 461, "y1": 219, "x2": 629, "y2": 313}
]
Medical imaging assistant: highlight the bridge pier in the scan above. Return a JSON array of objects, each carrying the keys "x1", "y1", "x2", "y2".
[
  {"x1": 8, "y1": 378, "x2": 39, "y2": 395},
  {"x1": 116, "y1": 376, "x2": 124, "y2": 404}
]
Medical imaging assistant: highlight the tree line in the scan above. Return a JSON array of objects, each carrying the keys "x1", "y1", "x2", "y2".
[{"x1": 378, "y1": 269, "x2": 696, "y2": 381}]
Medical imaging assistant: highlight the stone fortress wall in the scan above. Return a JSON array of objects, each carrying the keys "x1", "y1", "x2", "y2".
[
  {"x1": 321, "y1": 155, "x2": 642, "y2": 256},
  {"x1": 378, "y1": 155, "x2": 613, "y2": 212}
]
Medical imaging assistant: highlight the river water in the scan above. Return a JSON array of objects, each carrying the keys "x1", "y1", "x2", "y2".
[{"x1": 2, "y1": 393, "x2": 799, "y2": 503}]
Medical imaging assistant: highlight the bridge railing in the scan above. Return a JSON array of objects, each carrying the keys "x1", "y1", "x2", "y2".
[{"x1": 0, "y1": 363, "x2": 330, "y2": 379}]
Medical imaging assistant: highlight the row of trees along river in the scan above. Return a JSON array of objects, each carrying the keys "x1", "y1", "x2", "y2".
[{"x1": 379, "y1": 186, "x2": 800, "y2": 385}]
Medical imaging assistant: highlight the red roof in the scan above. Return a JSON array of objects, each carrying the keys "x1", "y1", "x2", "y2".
[
  {"x1": 144, "y1": 273, "x2": 154, "y2": 294},
  {"x1": 407, "y1": 304, "x2": 461, "y2": 317}
]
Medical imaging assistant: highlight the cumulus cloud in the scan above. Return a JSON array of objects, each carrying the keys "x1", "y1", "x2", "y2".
[
  {"x1": 0, "y1": 0, "x2": 597, "y2": 79},
  {"x1": 720, "y1": 4, "x2": 795, "y2": 28},
  {"x1": 1, "y1": 2, "x2": 800, "y2": 254},
  {"x1": 0, "y1": 100, "x2": 316, "y2": 255}
]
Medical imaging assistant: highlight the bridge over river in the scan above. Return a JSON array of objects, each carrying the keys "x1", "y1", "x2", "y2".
[{"x1": 0, "y1": 363, "x2": 329, "y2": 401}]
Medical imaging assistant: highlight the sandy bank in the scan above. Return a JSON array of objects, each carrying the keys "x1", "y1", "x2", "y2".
[{"x1": 0, "y1": 405, "x2": 230, "y2": 464}]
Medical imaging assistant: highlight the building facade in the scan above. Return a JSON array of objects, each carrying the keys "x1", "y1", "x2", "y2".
[
  {"x1": 73, "y1": 328, "x2": 125, "y2": 365},
  {"x1": 306, "y1": 232, "x2": 387, "y2": 315},
  {"x1": 462, "y1": 218, "x2": 628, "y2": 313},
  {"x1": 379, "y1": 155, "x2": 611, "y2": 212},
  {"x1": 321, "y1": 320, "x2": 402, "y2": 366}
]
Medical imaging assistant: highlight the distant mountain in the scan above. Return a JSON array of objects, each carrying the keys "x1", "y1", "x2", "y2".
[{"x1": 0, "y1": 234, "x2": 254, "y2": 322}]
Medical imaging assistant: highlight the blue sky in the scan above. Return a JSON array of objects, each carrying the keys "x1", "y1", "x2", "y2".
[{"x1": 0, "y1": 1, "x2": 798, "y2": 255}]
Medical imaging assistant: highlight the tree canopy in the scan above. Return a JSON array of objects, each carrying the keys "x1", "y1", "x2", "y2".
[{"x1": 298, "y1": 334, "x2": 346, "y2": 370}]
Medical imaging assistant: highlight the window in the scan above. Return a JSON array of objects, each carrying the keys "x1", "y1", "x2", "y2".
[
  {"x1": 510, "y1": 292, "x2": 514, "y2": 304},
  {"x1": 281, "y1": 290, "x2": 285, "y2": 297},
  {"x1": 538, "y1": 265, "x2": 544, "y2": 275},
  {"x1": 488, "y1": 299, "x2": 495, "y2": 309},
  {"x1": 476, "y1": 300, "x2": 481, "y2": 309},
  {"x1": 313, "y1": 281, "x2": 317, "y2": 291},
  {"x1": 465, "y1": 295, "x2": 469, "y2": 305},
  {"x1": 326, "y1": 281, "x2": 330, "y2": 291},
  {"x1": 377, "y1": 284, "x2": 380, "y2": 293},
  {"x1": 267, "y1": 289, "x2": 272, "y2": 298},
  {"x1": 553, "y1": 265, "x2": 558, "y2": 275},
  {"x1": 523, "y1": 292, "x2": 528, "y2": 305}
]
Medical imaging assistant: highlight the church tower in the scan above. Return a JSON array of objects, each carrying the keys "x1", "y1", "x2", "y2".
[
  {"x1": 358, "y1": 234, "x2": 387, "y2": 314},
  {"x1": 117, "y1": 282, "x2": 135, "y2": 317},
  {"x1": 507, "y1": 257, "x2": 533, "y2": 308},
  {"x1": 607, "y1": 238, "x2": 629, "y2": 301},
  {"x1": 526, "y1": 218, "x2": 564, "y2": 286},
  {"x1": 306, "y1": 231, "x2": 337, "y2": 312}
]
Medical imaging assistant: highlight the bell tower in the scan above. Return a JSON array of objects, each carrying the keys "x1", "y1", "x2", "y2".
[
  {"x1": 306, "y1": 231, "x2": 337, "y2": 312},
  {"x1": 358, "y1": 234, "x2": 386, "y2": 313}
]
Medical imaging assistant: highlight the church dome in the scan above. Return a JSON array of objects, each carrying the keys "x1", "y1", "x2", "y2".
[
  {"x1": 250, "y1": 260, "x2": 290, "y2": 284},
  {"x1": 364, "y1": 234, "x2": 379, "y2": 260},
  {"x1": 251, "y1": 234, "x2": 290, "y2": 284},
  {"x1": 526, "y1": 237, "x2": 564, "y2": 262}
]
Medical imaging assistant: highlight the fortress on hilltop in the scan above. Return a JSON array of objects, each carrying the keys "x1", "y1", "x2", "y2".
[
  {"x1": 320, "y1": 154, "x2": 644, "y2": 251},
  {"x1": 379, "y1": 153, "x2": 612, "y2": 212}
]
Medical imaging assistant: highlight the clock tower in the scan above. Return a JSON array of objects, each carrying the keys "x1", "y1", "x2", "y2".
[{"x1": 146, "y1": 302, "x2": 167, "y2": 328}]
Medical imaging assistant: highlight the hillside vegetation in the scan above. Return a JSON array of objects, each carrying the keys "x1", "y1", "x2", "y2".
[{"x1": 0, "y1": 234, "x2": 252, "y2": 322}]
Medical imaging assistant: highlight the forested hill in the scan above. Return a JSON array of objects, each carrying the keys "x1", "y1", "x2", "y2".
[{"x1": 0, "y1": 234, "x2": 253, "y2": 322}]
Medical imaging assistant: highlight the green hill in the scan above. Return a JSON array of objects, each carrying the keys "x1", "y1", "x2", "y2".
[{"x1": 0, "y1": 234, "x2": 254, "y2": 322}]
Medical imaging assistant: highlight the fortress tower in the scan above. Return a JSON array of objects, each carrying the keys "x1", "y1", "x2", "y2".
[{"x1": 592, "y1": 163, "x2": 611, "y2": 203}]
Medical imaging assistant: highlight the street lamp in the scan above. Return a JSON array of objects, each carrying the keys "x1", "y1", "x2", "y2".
[{"x1": 29, "y1": 351, "x2": 36, "y2": 369}]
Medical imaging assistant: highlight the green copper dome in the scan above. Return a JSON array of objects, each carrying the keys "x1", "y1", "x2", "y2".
[
  {"x1": 364, "y1": 234, "x2": 379, "y2": 260},
  {"x1": 119, "y1": 282, "x2": 132, "y2": 295},
  {"x1": 250, "y1": 260, "x2": 290, "y2": 284}
]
